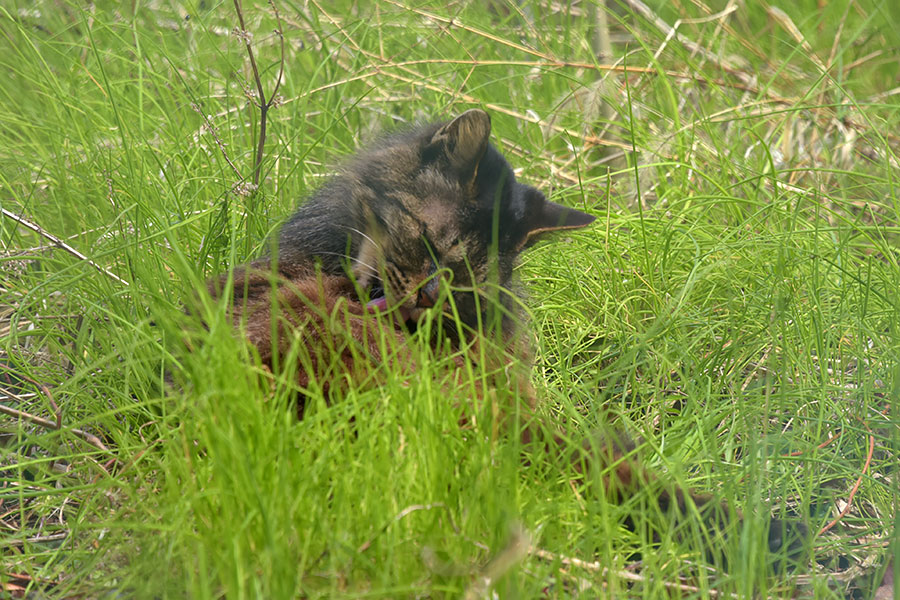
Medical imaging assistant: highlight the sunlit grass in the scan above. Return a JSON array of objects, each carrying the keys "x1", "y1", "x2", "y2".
[{"x1": 1, "y1": 0, "x2": 898, "y2": 597}]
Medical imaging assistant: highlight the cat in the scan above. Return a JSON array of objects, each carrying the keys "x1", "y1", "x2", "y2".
[
  {"x1": 210, "y1": 109, "x2": 594, "y2": 409},
  {"x1": 208, "y1": 108, "x2": 806, "y2": 569}
]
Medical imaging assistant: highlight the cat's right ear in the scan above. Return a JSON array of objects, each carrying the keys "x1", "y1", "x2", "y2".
[
  {"x1": 517, "y1": 188, "x2": 596, "y2": 249},
  {"x1": 425, "y1": 109, "x2": 492, "y2": 185}
]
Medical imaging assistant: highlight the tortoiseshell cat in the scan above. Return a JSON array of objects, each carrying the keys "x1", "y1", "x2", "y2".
[
  {"x1": 212, "y1": 109, "x2": 594, "y2": 407},
  {"x1": 209, "y1": 109, "x2": 805, "y2": 567}
]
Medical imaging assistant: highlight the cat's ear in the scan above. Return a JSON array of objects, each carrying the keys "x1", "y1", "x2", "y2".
[
  {"x1": 520, "y1": 190, "x2": 595, "y2": 247},
  {"x1": 426, "y1": 109, "x2": 491, "y2": 184}
]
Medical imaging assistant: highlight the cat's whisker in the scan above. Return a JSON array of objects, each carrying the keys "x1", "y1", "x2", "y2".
[
  {"x1": 339, "y1": 225, "x2": 381, "y2": 251},
  {"x1": 313, "y1": 251, "x2": 380, "y2": 279}
]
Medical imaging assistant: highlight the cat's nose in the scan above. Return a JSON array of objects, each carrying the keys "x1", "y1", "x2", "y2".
[{"x1": 416, "y1": 277, "x2": 440, "y2": 308}]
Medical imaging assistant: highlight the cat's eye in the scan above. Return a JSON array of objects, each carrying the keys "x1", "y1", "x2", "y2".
[
  {"x1": 420, "y1": 232, "x2": 432, "y2": 247},
  {"x1": 422, "y1": 231, "x2": 464, "y2": 263},
  {"x1": 421, "y1": 232, "x2": 440, "y2": 258}
]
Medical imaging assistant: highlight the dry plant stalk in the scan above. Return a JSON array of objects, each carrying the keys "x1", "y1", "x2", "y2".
[{"x1": 232, "y1": 0, "x2": 285, "y2": 192}]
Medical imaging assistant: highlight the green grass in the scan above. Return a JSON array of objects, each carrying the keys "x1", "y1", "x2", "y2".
[{"x1": 2, "y1": 0, "x2": 899, "y2": 597}]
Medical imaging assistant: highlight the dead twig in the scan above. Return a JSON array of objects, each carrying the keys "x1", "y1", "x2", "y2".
[
  {"x1": 1, "y1": 571, "x2": 59, "y2": 596},
  {"x1": 531, "y1": 547, "x2": 735, "y2": 598},
  {"x1": 232, "y1": 0, "x2": 285, "y2": 191},
  {"x1": 817, "y1": 406, "x2": 883, "y2": 536},
  {"x1": 0, "y1": 363, "x2": 61, "y2": 429},
  {"x1": 783, "y1": 403, "x2": 886, "y2": 536},
  {"x1": 290, "y1": 58, "x2": 792, "y2": 104},
  {"x1": 463, "y1": 526, "x2": 530, "y2": 600},
  {"x1": 1, "y1": 208, "x2": 128, "y2": 287},
  {"x1": 766, "y1": 7, "x2": 828, "y2": 74},
  {"x1": 2, "y1": 532, "x2": 69, "y2": 547},
  {"x1": 617, "y1": 0, "x2": 752, "y2": 86},
  {"x1": 0, "y1": 402, "x2": 110, "y2": 454}
]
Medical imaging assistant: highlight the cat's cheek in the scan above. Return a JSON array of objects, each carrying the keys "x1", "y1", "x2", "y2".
[
  {"x1": 406, "y1": 307, "x2": 423, "y2": 323},
  {"x1": 407, "y1": 303, "x2": 453, "y2": 326},
  {"x1": 407, "y1": 306, "x2": 435, "y2": 324}
]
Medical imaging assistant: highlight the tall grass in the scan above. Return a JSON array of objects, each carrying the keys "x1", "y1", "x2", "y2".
[{"x1": 1, "y1": 0, "x2": 898, "y2": 597}]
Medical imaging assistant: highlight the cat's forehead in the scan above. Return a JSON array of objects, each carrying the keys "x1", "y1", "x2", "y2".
[
  {"x1": 377, "y1": 167, "x2": 465, "y2": 236},
  {"x1": 414, "y1": 165, "x2": 460, "y2": 194},
  {"x1": 417, "y1": 199, "x2": 462, "y2": 242},
  {"x1": 360, "y1": 125, "x2": 525, "y2": 247},
  {"x1": 381, "y1": 191, "x2": 460, "y2": 240}
]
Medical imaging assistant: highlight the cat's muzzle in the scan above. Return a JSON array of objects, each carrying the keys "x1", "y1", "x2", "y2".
[
  {"x1": 366, "y1": 274, "x2": 442, "y2": 325},
  {"x1": 415, "y1": 276, "x2": 440, "y2": 308}
]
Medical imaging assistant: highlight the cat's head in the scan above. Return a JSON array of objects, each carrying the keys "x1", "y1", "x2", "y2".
[
  {"x1": 348, "y1": 109, "x2": 594, "y2": 329},
  {"x1": 284, "y1": 109, "x2": 595, "y2": 333}
]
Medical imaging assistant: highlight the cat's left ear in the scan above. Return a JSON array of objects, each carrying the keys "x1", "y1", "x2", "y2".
[
  {"x1": 521, "y1": 190, "x2": 595, "y2": 247},
  {"x1": 427, "y1": 109, "x2": 491, "y2": 184}
]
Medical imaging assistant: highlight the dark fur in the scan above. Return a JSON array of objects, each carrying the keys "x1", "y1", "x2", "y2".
[
  {"x1": 272, "y1": 109, "x2": 593, "y2": 337},
  {"x1": 208, "y1": 109, "x2": 805, "y2": 567}
]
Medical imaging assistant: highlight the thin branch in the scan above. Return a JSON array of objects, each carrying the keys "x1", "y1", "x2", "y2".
[
  {"x1": 766, "y1": 6, "x2": 828, "y2": 73},
  {"x1": 618, "y1": 0, "x2": 752, "y2": 86},
  {"x1": 817, "y1": 406, "x2": 883, "y2": 536},
  {"x1": 1, "y1": 208, "x2": 128, "y2": 286},
  {"x1": 0, "y1": 363, "x2": 61, "y2": 430},
  {"x1": 232, "y1": 0, "x2": 266, "y2": 111},
  {"x1": 0, "y1": 402, "x2": 110, "y2": 453},
  {"x1": 267, "y1": 0, "x2": 285, "y2": 103},
  {"x1": 232, "y1": 0, "x2": 285, "y2": 190},
  {"x1": 783, "y1": 402, "x2": 886, "y2": 537},
  {"x1": 531, "y1": 547, "x2": 735, "y2": 598},
  {"x1": 0, "y1": 363, "x2": 108, "y2": 454},
  {"x1": 2, "y1": 532, "x2": 68, "y2": 547}
]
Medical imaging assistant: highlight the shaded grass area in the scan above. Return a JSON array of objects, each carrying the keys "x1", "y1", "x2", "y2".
[{"x1": 1, "y1": 0, "x2": 899, "y2": 597}]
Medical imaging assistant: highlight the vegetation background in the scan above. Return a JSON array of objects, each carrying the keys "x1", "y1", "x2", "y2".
[{"x1": 1, "y1": 0, "x2": 898, "y2": 597}]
